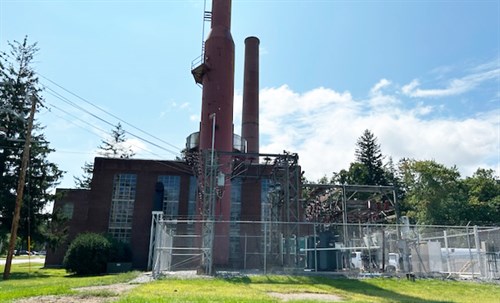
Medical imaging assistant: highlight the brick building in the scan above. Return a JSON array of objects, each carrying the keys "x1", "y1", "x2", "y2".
[{"x1": 45, "y1": 156, "x2": 278, "y2": 270}]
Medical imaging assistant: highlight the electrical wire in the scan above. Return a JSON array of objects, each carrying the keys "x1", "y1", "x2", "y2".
[
  {"x1": 39, "y1": 74, "x2": 183, "y2": 152},
  {"x1": 43, "y1": 88, "x2": 183, "y2": 158},
  {"x1": 42, "y1": 105, "x2": 194, "y2": 175}
]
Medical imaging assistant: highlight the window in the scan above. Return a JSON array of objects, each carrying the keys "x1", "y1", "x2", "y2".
[
  {"x1": 261, "y1": 178, "x2": 272, "y2": 221},
  {"x1": 108, "y1": 174, "x2": 137, "y2": 243},
  {"x1": 157, "y1": 175, "x2": 181, "y2": 218},
  {"x1": 188, "y1": 176, "x2": 198, "y2": 218},
  {"x1": 230, "y1": 178, "x2": 242, "y2": 222},
  {"x1": 61, "y1": 202, "x2": 74, "y2": 219},
  {"x1": 229, "y1": 178, "x2": 242, "y2": 262}
]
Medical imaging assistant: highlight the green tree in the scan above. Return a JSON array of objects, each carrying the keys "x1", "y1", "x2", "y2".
[
  {"x1": 334, "y1": 163, "x2": 369, "y2": 185},
  {"x1": 399, "y1": 159, "x2": 467, "y2": 225},
  {"x1": 40, "y1": 206, "x2": 69, "y2": 251},
  {"x1": 97, "y1": 122, "x2": 135, "y2": 159},
  {"x1": 355, "y1": 129, "x2": 386, "y2": 185},
  {"x1": 73, "y1": 161, "x2": 93, "y2": 189},
  {"x1": 74, "y1": 123, "x2": 134, "y2": 189},
  {"x1": 462, "y1": 168, "x2": 500, "y2": 225},
  {"x1": 0, "y1": 37, "x2": 64, "y2": 248},
  {"x1": 332, "y1": 130, "x2": 389, "y2": 186}
]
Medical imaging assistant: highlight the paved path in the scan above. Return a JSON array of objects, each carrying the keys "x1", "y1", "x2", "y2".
[{"x1": 0, "y1": 257, "x2": 45, "y2": 265}]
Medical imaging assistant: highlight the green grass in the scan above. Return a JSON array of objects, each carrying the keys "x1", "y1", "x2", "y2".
[
  {"x1": 0, "y1": 262, "x2": 139, "y2": 302},
  {"x1": 117, "y1": 275, "x2": 500, "y2": 303},
  {"x1": 1, "y1": 263, "x2": 499, "y2": 303}
]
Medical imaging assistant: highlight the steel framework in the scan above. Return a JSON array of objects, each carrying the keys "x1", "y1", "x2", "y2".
[
  {"x1": 302, "y1": 183, "x2": 398, "y2": 246},
  {"x1": 185, "y1": 149, "x2": 302, "y2": 273}
]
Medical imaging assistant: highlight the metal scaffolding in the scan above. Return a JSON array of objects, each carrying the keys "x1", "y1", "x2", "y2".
[
  {"x1": 267, "y1": 152, "x2": 301, "y2": 268},
  {"x1": 185, "y1": 149, "x2": 302, "y2": 272},
  {"x1": 200, "y1": 149, "x2": 218, "y2": 274}
]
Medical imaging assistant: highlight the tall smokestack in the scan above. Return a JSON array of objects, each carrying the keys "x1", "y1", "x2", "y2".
[
  {"x1": 241, "y1": 36, "x2": 260, "y2": 154},
  {"x1": 199, "y1": 0, "x2": 234, "y2": 153},
  {"x1": 240, "y1": 37, "x2": 261, "y2": 268},
  {"x1": 198, "y1": 0, "x2": 235, "y2": 267}
]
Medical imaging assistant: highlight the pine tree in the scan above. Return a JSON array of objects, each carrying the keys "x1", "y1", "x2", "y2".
[
  {"x1": 0, "y1": 37, "x2": 64, "y2": 247},
  {"x1": 74, "y1": 123, "x2": 135, "y2": 189},
  {"x1": 73, "y1": 161, "x2": 93, "y2": 189},
  {"x1": 354, "y1": 129, "x2": 387, "y2": 185},
  {"x1": 97, "y1": 123, "x2": 135, "y2": 159}
]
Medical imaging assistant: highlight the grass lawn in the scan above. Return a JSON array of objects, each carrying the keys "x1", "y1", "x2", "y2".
[
  {"x1": 1, "y1": 262, "x2": 499, "y2": 303},
  {"x1": 118, "y1": 275, "x2": 500, "y2": 303},
  {"x1": 0, "y1": 262, "x2": 139, "y2": 302}
]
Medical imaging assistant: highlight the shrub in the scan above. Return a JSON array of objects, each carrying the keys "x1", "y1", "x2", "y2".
[
  {"x1": 63, "y1": 233, "x2": 112, "y2": 275},
  {"x1": 108, "y1": 237, "x2": 132, "y2": 263}
]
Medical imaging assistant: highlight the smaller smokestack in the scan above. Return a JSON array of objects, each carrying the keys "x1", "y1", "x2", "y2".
[{"x1": 241, "y1": 36, "x2": 260, "y2": 154}]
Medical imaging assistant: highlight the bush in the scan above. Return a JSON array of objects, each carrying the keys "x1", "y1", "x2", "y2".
[
  {"x1": 108, "y1": 238, "x2": 132, "y2": 263},
  {"x1": 63, "y1": 233, "x2": 112, "y2": 275}
]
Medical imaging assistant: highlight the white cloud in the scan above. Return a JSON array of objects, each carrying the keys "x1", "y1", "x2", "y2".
[
  {"x1": 402, "y1": 61, "x2": 500, "y2": 98},
  {"x1": 401, "y1": 79, "x2": 420, "y2": 95},
  {"x1": 370, "y1": 78, "x2": 391, "y2": 96},
  {"x1": 367, "y1": 92, "x2": 400, "y2": 110},
  {"x1": 252, "y1": 84, "x2": 499, "y2": 182}
]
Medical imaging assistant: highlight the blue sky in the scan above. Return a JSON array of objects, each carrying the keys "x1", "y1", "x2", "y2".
[{"x1": 1, "y1": 0, "x2": 499, "y2": 188}]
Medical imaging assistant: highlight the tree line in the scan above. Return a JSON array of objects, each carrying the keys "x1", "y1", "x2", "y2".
[{"x1": 314, "y1": 129, "x2": 499, "y2": 226}]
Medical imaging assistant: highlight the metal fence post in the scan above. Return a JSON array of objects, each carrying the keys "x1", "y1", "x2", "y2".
[
  {"x1": 443, "y1": 230, "x2": 451, "y2": 273},
  {"x1": 474, "y1": 226, "x2": 484, "y2": 278},
  {"x1": 264, "y1": 221, "x2": 267, "y2": 274},
  {"x1": 244, "y1": 232, "x2": 247, "y2": 270}
]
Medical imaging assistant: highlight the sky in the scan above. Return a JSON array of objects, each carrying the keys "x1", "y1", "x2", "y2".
[{"x1": 1, "y1": 0, "x2": 499, "y2": 189}]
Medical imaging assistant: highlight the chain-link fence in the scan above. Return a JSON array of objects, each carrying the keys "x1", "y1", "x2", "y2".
[{"x1": 149, "y1": 217, "x2": 499, "y2": 280}]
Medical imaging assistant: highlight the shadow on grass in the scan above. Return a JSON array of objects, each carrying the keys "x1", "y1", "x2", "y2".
[
  {"x1": 226, "y1": 275, "x2": 453, "y2": 303},
  {"x1": 0, "y1": 270, "x2": 53, "y2": 280},
  {"x1": 318, "y1": 278, "x2": 454, "y2": 303},
  {"x1": 0, "y1": 264, "x2": 69, "y2": 281}
]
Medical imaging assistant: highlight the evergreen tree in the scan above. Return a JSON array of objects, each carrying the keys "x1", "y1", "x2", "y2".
[
  {"x1": 97, "y1": 122, "x2": 135, "y2": 159},
  {"x1": 355, "y1": 129, "x2": 386, "y2": 185},
  {"x1": 73, "y1": 161, "x2": 93, "y2": 189},
  {"x1": 74, "y1": 123, "x2": 134, "y2": 189},
  {"x1": 0, "y1": 37, "x2": 64, "y2": 248}
]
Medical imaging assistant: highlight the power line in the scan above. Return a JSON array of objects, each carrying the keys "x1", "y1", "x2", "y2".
[
  {"x1": 42, "y1": 105, "x2": 193, "y2": 175},
  {"x1": 39, "y1": 74, "x2": 183, "y2": 152},
  {"x1": 44, "y1": 97, "x2": 110, "y2": 136},
  {"x1": 44, "y1": 88, "x2": 182, "y2": 158}
]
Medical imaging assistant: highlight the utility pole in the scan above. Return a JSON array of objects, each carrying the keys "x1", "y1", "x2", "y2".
[{"x1": 3, "y1": 95, "x2": 37, "y2": 280}]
